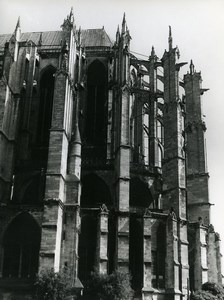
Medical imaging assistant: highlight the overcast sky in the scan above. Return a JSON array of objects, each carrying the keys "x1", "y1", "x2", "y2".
[{"x1": 1, "y1": 0, "x2": 224, "y2": 255}]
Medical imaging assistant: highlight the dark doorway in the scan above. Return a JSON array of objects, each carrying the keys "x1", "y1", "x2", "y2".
[
  {"x1": 78, "y1": 215, "x2": 97, "y2": 282},
  {"x1": 78, "y1": 174, "x2": 112, "y2": 281}
]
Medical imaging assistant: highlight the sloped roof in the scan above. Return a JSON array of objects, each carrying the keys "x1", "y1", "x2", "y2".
[
  {"x1": 81, "y1": 28, "x2": 113, "y2": 47},
  {"x1": 0, "y1": 28, "x2": 113, "y2": 51}
]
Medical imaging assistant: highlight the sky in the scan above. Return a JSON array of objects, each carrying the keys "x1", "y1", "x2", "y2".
[{"x1": 1, "y1": 0, "x2": 224, "y2": 255}]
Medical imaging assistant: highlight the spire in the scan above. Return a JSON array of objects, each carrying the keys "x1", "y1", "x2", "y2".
[
  {"x1": 168, "y1": 25, "x2": 173, "y2": 51},
  {"x1": 69, "y1": 6, "x2": 74, "y2": 24},
  {"x1": 61, "y1": 7, "x2": 74, "y2": 31},
  {"x1": 12, "y1": 16, "x2": 21, "y2": 43},
  {"x1": 116, "y1": 25, "x2": 120, "y2": 43},
  {"x1": 190, "y1": 59, "x2": 195, "y2": 74},
  {"x1": 122, "y1": 12, "x2": 126, "y2": 33},
  {"x1": 149, "y1": 46, "x2": 156, "y2": 61},
  {"x1": 15, "y1": 16, "x2": 20, "y2": 31}
]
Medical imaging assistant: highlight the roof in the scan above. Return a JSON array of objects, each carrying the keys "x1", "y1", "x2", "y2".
[
  {"x1": 81, "y1": 28, "x2": 113, "y2": 47},
  {"x1": 0, "y1": 28, "x2": 113, "y2": 52}
]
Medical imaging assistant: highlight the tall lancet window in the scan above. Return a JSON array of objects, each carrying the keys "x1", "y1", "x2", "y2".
[
  {"x1": 85, "y1": 60, "x2": 107, "y2": 158},
  {"x1": 37, "y1": 66, "x2": 55, "y2": 167}
]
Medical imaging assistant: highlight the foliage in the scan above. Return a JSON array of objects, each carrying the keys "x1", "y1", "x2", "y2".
[
  {"x1": 35, "y1": 267, "x2": 72, "y2": 300},
  {"x1": 191, "y1": 282, "x2": 224, "y2": 300},
  {"x1": 83, "y1": 270, "x2": 134, "y2": 300},
  {"x1": 191, "y1": 290, "x2": 218, "y2": 300},
  {"x1": 202, "y1": 282, "x2": 224, "y2": 296}
]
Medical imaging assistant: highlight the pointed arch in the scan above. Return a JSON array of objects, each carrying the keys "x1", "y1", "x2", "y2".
[
  {"x1": 80, "y1": 173, "x2": 112, "y2": 208},
  {"x1": 2, "y1": 213, "x2": 41, "y2": 278}
]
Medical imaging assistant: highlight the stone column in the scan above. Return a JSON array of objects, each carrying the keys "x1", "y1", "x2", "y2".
[
  {"x1": 96, "y1": 205, "x2": 109, "y2": 274},
  {"x1": 39, "y1": 66, "x2": 71, "y2": 271},
  {"x1": 142, "y1": 210, "x2": 157, "y2": 300},
  {"x1": 114, "y1": 16, "x2": 131, "y2": 273},
  {"x1": 207, "y1": 225, "x2": 223, "y2": 284},
  {"x1": 162, "y1": 28, "x2": 189, "y2": 299},
  {"x1": 149, "y1": 46, "x2": 159, "y2": 168},
  {"x1": 39, "y1": 199, "x2": 64, "y2": 272},
  {"x1": 166, "y1": 213, "x2": 181, "y2": 300},
  {"x1": 195, "y1": 223, "x2": 208, "y2": 289},
  {"x1": 184, "y1": 62, "x2": 210, "y2": 225}
]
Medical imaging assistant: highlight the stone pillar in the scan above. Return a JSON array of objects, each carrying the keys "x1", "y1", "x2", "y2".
[
  {"x1": 96, "y1": 205, "x2": 109, "y2": 274},
  {"x1": 207, "y1": 225, "x2": 223, "y2": 284},
  {"x1": 194, "y1": 223, "x2": 208, "y2": 289},
  {"x1": 142, "y1": 211, "x2": 156, "y2": 300},
  {"x1": 149, "y1": 46, "x2": 159, "y2": 167},
  {"x1": 62, "y1": 204, "x2": 80, "y2": 285},
  {"x1": 166, "y1": 213, "x2": 181, "y2": 300},
  {"x1": 162, "y1": 28, "x2": 189, "y2": 299},
  {"x1": 39, "y1": 68, "x2": 70, "y2": 271},
  {"x1": 184, "y1": 62, "x2": 211, "y2": 225},
  {"x1": 115, "y1": 88, "x2": 130, "y2": 273},
  {"x1": 114, "y1": 15, "x2": 131, "y2": 273},
  {"x1": 178, "y1": 220, "x2": 190, "y2": 298},
  {"x1": 39, "y1": 199, "x2": 64, "y2": 272},
  {"x1": 133, "y1": 90, "x2": 144, "y2": 163}
]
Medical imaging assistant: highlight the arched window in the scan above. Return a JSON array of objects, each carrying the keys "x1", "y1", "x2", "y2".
[
  {"x1": 2, "y1": 213, "x2": 41, "y2": 278},
  {"x1": 158, "y1": 145, "x2": 163, "y2": 168},
  {"x1": 157, "y1": 120, "x2": 164, "y2": 144},
  {"x1": 130, "y1": 177, "x2": 153, "y2": 208},
  {"x1": 12, "y1": 173, "x2": 44, "y2": 204},
  {"x1": 36, "y1": 66, "x2": 55, "y2": 167},
  {"x1": 84, "y1": 60, "x2": 107, "y2": 158},
  {"x1": 152, "y1": 223, "x2": 166, "y2": 289}
]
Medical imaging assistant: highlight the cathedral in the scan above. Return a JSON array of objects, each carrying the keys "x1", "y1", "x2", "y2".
[{"x1": 0, "y1": 8, "x2": 222, "y2": 300}]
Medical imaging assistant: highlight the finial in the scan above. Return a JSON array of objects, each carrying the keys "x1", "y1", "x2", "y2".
[
  {"x1": 151, "y1": 46, "x2": 155, "y2": 56},
  {"x1": 16, "y1": 16, "x2": 20, "y2": 30},
  {"x1": 116, "y1": 25, "x2": 120, "y2": 42},
  {"x1": 122, "y1": 12, "x2": 126, "y2": 33},
  {"x1": 38, "y1": 32, "x2": 43, "y2": 46},
  {"x1": 176, "y1": 46, "x2": 180, "y2": 59},
  {"x1": 78, "y1": 26, "x2": 82, "y2": 44},
  {"x1": 168, "y1": 25, "x2": 173, "y2": 51},
  {"x1": 69, "y1": 6, "x2": 74, "y2": 23},
  {"x1": 190, "y1": 59, "x2": 195, "y2": 74}
]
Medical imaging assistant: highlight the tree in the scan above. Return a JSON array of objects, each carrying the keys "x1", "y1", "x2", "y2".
[
  {"x1": 83, "y1": 270, "x2": 134, "y2": 300},
  {"x1": 35, "y1": 268, "x2": 72, "y2": 300},
  {"x1": 191, "y1": 282, "x2": 224, "y2": 300}
]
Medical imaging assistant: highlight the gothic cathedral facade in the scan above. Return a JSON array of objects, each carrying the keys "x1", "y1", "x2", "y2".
[{"x1": 0, "y1": 9, "x2": 222, "y2": 300}]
